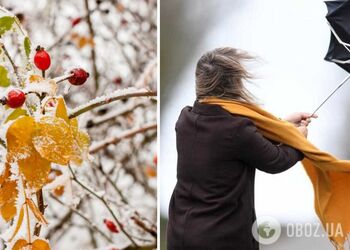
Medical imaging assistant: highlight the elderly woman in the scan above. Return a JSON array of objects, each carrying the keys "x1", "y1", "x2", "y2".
[{"x1": 166, "y1": 47, "x2": 317, "y2": 250}]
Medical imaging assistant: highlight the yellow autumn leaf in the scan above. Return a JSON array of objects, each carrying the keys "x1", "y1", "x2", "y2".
[
  {"x1": 29, "y1": 74, "x2": 44, "y2": 83},
  {"x1": 145, "y1": 165, "x2": 157, "y2": 178},
  {"x1": 26, "y1": 198, "x2": 48, "y2": 225},
  {"x1": 6, "y1": 116, "x2": 51, "y2": 190},
  {"x1": 32, "y1": 116, "x2": 79, "y2": 165},
  {"x1": 5, "y1": 108, "x2": 27, "y2": 124},
  {"x1": 6, "y1": 116, "x2": 36, "y2": 163},
  {"x1": 55, "y1": 97, "x2": 90, "y2": 165},
  {"x1": 8, "y1": 206, "x2": 24, "y2": 242},
  {"x1": 12, "y1": 238, "x2": 51, "y2": 250},
  {"x1": 53, "y1": 185, "x2": 65, "y2": 196},
  {"x1": 70, "y1": 118, "x2": 79, "y2": 134},
  {"x1": 71, "y1": 130, "x2": 90, "y2": 165},
  {"x1": 0, "y1": 180, "x2": 17, "y2": 221},
  {"x1": 31, "y1": 239, "x2": 51, "y2": 250},
  {"x1": 77, "y1": 36, "x2": 94, "y2": 48},
  {"x1": 12, "y1": 239, "x2": 27, "y2": 250},
  {"x1": 55, "y1": 97, "x2": 69, "y2": 124},
  {"x1": 0, "y1": 162, "x2": 11, "y2": 186},
  {"x1": 18, "y1": 150, "x2": 51, "y2": 190}
]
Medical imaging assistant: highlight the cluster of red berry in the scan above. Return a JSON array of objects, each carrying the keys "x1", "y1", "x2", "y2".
[{"x1": 0, "y1": 47, "x2": 90, "y2": 109}]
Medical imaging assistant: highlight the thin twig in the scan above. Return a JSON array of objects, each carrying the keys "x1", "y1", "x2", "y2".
[
  {"x1": 89, "y1": 123, "x2": 157, "y2": 154},
  {"x1": 84, "y1": 0, "x2": 99, "y2": 92},
  {"x1": 94, "y1": 162, "x2": 128, "y2": 204},
  {"x1": 33, "y1": 189, "x2": 45, "y2": 236},
  {"x1": 49, "y1": 194, "x2": 113, "y2": 243},
  {"x1": 68, "y1": 165, "x2": 139, "y2": 247},
  {"x1": 86, "y1": 100, "x2": 149, "y2": 128},
  {"x1": 0, "y1": 43, "x2": 21, "y2": 86},
  {"x1": 131, "y1": 215, "x2": 157, "y2": 239}
]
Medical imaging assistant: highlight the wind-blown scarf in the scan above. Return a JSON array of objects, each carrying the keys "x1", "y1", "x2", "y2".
[{"x1": 201, "y1": 97, "x2": 350, "y2": 249}]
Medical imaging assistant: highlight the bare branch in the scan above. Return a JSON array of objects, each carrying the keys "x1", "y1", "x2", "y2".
[
  {"x1": 49, "y1": 194, "x2": 113, "y2": 243},
  {"x1": 84, "y1": 0, "x2": 99, "y2": 92},
  {"x1": 68, "y1": 165, "x2": 139, "y2": 247},
  {"x1": 0, "y1": 43, "x2": 21, "y2": 86},
  {"x1": 89, "y1": 123, "x2": 157, "y2": 154}
]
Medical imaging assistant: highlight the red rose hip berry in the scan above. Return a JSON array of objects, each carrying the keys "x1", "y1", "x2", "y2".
[
  {"x1": 71, "y1": 17, "x2": 82, "y2": 27},
  {"x1": 103, "y1": 219, "x2": 119, "y2": 233},
  {"x1": 153, "y1": 154, "x2": 157, "y2": 165},
  {"x1": 7, "y1": 89, "x2": 26, "y2": 108},
  {"x1": 34, "y1": 46, "x2": 51, "y2": 71},
  {"x1": 68, "y1": 68, "x2": 90, "y2": 85}
]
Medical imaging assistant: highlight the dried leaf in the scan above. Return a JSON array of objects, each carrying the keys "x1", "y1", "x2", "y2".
[
  {"x1": 77, "y1": 36, "x2": 94, "y2": 48},
  {"x1": 115, "y1": 3, "x2": 125, "y2": 12},
  {"x1": 53, "y1": 186, "x2": 64, "y2": 196},
  {"x1": 0, "y1": 180, "x2": 17, "y2": 221},
  {"x1": 145, "y1": 166, "x2": 157, "y2": 178},
  {"x1": 8, "y1": 206, "x2": 24, "y2": 242},
  {"x1": 70, "y1": 34, "x2": 95, "y2": 49},
  {"x1": 26, "y1": 198, "x2": 48, "y2": 224}
]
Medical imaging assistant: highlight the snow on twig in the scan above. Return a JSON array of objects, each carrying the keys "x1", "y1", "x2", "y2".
[
  {"x1": 69, "y1": 87, "x2": 157, "y2": 119},
  {"x1": 89, "y1": 123, "x2": 157, "y2": 154}
]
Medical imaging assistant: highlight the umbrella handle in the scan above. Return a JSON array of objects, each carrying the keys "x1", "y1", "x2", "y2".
[{"x1": 311, "y1": 73, "x2": 350, "y2": 116}]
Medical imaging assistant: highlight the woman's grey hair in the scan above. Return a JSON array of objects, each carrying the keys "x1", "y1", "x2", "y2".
[{"x1": 195, "y1": 47, "x2": 256, "y2": 104}]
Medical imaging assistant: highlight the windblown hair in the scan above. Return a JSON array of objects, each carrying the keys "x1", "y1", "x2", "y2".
[{"x1": 195, "y1": 47, "x2": 256, "y2": 104}]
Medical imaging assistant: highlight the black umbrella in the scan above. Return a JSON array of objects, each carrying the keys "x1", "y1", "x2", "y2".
[{"x1": 312, "y1": 0, "x2": 350, "y2": 115}]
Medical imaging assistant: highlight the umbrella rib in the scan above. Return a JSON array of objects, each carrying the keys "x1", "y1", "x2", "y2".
[
  {"x1": 327, "y1": 21, "x2": 350, "y2": 51},
  {"x1": 332, "y1": 59, "x2": 350, "y2": 64},
  {"x1": 312, "y1": 74, "x2": 350, "y2": 116}
]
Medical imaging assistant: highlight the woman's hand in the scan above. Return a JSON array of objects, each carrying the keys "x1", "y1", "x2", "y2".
[
  {"x1": 297, "y1": 123, "x2": 308, "y2": 138},
  {"x1": 284, "y1": 112, "x2": 318, "y2": 127}
]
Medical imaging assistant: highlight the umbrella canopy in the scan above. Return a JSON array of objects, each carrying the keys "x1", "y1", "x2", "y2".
[{"x1": 325, "y1": 0, "x2": 350, "y2": 72}]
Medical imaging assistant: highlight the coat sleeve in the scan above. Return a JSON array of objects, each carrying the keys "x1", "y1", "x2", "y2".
[{"x1": 234, "y1": 118, "x2": 304, "y2": 174}]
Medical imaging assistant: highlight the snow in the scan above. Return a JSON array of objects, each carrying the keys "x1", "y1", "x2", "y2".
[
  {"x1": 69, "y1": 87, "x2": 154, "y2": 117},
  {"x1": 0, "y1": 1, "x2": 157, "y2": 249}
]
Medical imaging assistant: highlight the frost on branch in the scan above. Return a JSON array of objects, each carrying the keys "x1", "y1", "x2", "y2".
[{"x1": 0, "y1": 1, "x2": 157, "y2": 250}]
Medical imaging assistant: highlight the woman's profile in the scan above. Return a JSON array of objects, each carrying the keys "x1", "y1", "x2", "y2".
[{"x1": 166, "y1": 47, "x2": 317, "y2": 250}]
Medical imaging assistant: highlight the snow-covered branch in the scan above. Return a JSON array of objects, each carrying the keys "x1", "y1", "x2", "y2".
[
  {"x1": 69, "y1": 88, "x2": 157, "y2": 119},
  {"x1": 89, "y1": 123, "x2": 157, "y2": 154}
]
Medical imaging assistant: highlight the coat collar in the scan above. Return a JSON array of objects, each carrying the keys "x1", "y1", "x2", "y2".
[{"x1": 191, "y1": 100, "x2": 231, "y2": 116}]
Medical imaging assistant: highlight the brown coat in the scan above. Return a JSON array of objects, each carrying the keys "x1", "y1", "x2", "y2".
[{"x1": 166, "y1": 101, "x2": 304, "y2": 250}]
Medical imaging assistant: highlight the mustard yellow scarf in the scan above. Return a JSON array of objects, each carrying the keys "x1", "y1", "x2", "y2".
[{"x1": 201, "y1": 97, "x2": 350, "y2": 249}]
